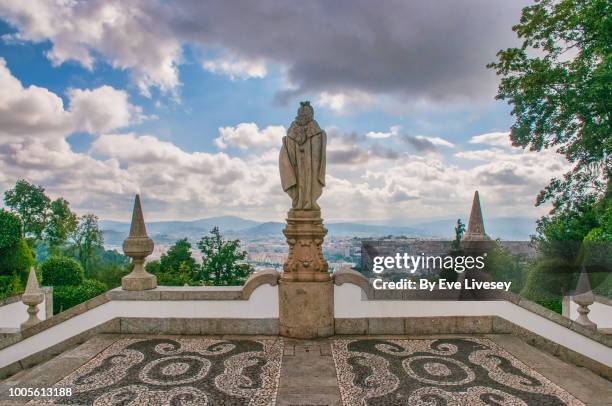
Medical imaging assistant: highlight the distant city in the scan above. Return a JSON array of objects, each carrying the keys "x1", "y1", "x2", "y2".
[{"x1": 100, "y1": 215, "x2": 537, "y2": 271}]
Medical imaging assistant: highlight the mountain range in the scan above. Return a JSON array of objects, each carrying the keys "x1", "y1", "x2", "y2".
[{"x1": 100, "y1": 215, "x2": 535, "y2": 247}]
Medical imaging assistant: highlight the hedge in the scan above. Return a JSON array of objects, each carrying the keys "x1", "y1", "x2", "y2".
[{"x1": 40, "y1": 256, "x2": 84, "y2": 287}]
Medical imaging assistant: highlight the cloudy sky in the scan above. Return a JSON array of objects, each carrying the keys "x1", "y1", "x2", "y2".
[{"x1": 0, "y1": 0, "x2": 569, "y2": 224}]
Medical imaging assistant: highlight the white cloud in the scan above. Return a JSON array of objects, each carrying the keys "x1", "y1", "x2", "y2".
[
  {"x1": 0, "y1": 57, "x2": 572, "y2": 222},
  {"x1": 68, "y1": 86, "x2": 145, "y2": 134},
  {"x1": 366, "y1": 125, "x2": 400, "y2": 139},
  {"x1": 0, "y1": 58, "x2": 71, "y2": 140},
  {"x1": 0, "y1": 0, "x2": 182, "y2": 97},
  {"x1": 202, "y1": 56, "x2": 267, "y2": 80},
  {"x1": 414, "y1": 135, "x2": 455, "y2": 148},
  {"x1": 317, "y1": 90, "x2": 376, "y2": 114},
  {"x1": 469, "y1": 131, "x2": 511, "y2": 146},
  {"x1": 214, "y1": 123, "x2": 285, "y2": 150}
]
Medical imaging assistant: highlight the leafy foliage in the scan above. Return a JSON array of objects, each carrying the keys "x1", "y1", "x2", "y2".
[
  {"x1": 0, "y1": 209, "x2": 22, "y2": 250},
  {"x1": 3, "y1": 179, "x2": 51, "y2": 240},
  {"x1": 488, "y1": 0, "x2": 611, "y2": 212},
  {"x1": 452, "y1": 219, "x2": 465, "y2": 250},
  {"x1": 484, "y1": 242, "x2": 526, "y2": 294},
  {"x1": 86, "y1": 248, "x2": 130, "y2": 289},
  {"x1": 197, "y1": 227, "x2": 252, "y2": 286},
  {"x1": 44, "y1": 198, "x2": 78, "y2": 253},
  {"x1": 0, "y1": 276, "x2": 23, "y2": 300},
  {"x1": 40, "y1": 256, "x2": 85, "y2": 287},
  {"x1": 71, "y1": 214, "x2": 104, "y2": 275},
  {"x1": 53, "y1": 279, "x2": 107, "y2": 314},
  {"x1": 0, "y1": 211, "x2": 33, "y2": 299},
  {"x1": 0, "y1": 238, "x2": 34, "y2": 277},
  {"x1": 520, "y1": 258, "x2": 577, "y2": 301}
]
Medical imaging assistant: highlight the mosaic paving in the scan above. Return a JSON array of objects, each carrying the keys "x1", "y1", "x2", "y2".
[
  {"x1": 332, "y1": 338, "x2": 585, "y2": 406},
  {"x1": 29, "y1": 337, "x2": 283, "y2": 405}
]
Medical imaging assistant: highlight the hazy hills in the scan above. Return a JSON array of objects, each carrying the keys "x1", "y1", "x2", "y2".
[{"x1": 100, "y1": 215, "x2": 535, "y2": 246}]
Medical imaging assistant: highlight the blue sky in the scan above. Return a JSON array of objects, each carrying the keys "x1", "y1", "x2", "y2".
[{"x1": 0, "y1": 0, "x2": 568, "y2": 224}]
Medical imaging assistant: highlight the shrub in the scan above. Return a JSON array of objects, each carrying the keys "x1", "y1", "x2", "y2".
[
  {"x1": 536, "y1": 298, "x2": 563, "y2": 315},
  {"x1": 0, "y1": 210, "x2": 22, "y2": 249},
  {"x1": 53, "y1": 279, "x2": 107, "y2": 314},
  {"x1": 40, "y1": 256, "x2": 84, "y2": 286},
  {"x1": 521, "y1": 258, "x2": 577, "y2": 301},
  {"x1": 0, "y1": 238, "x2": 33, "y2": 278},
  {"x1": 0, "y1": 235, "x2": 32, "y2": 299},
  {"x1": 0, "y1": 275, "x2": 23, "y2": 300}
]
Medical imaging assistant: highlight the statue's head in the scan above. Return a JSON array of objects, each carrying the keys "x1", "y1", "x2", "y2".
[{"x1": 296, "y1": 101, "x2": 314, "y2": 125}]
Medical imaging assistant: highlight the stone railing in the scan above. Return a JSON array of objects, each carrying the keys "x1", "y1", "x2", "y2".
[
  {"x1": 332, "y1": 269, "x2": 612, "y2": 380},
  {"x1": 1, "y1": 268, "x2": 611, "y2": 382},
  {"x1": 0, "y1": 270, "x2": 279, "y2": 379},
  {"x1": 563, "y1": 294, "x2": 612, "y2": 330},
  {"x1": 0, "y1": 287, "x2": 53, "y2": 333}
]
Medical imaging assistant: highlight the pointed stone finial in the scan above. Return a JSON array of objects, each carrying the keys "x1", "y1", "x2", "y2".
[
  {"x1": 121, "y1": 194, "x2": 157, "y2": 291},
  {"x1": 462, "y1": 191, "x2": 490, "y2": 241},
  {"x1": 21, "y1": 267, "x2": 44, "y2": 330},
  {"x1": 573, "y1": 266, "x2": 596, "y2": 330},
  {"x1": 128, "y1": 194, "x2": 148, "y2": 238},
  {"x1": 24, "y1": 266, "x2": 41, "y2": 295}
]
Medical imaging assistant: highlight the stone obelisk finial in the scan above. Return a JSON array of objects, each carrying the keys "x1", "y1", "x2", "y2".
[
  {"x1": 121, "y1": 194, "x2": 157, "y2": 291},
  {"x1": 21, "y1": 267, "x2": 44, "y2": 329},
  {"x1": 462, "y1": 191, "x2": 489, "y2": 241}
]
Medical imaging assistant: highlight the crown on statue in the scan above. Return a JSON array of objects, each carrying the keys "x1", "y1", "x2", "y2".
[{"x1": 297, "y1": 101, "x2": 314, "y2": 122}]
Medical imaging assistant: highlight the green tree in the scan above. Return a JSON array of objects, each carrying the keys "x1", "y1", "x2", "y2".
[
  {"x1": 452, "y1": 219, "x2": 466, "y2": 250},
  {"x1": 160, "y1": 239, "x2": 198, "y2": 275},
  {"x1": 148, "y1": 238, "x2": 199, "y2": 286},
  {"x1": 4, "y1": 179, "x2": 51, "y2": 241},
  {"x1": 44, "y1": 198, "x2": 78, "y2": 254},
  {"x1": 0, "y1": 209, "x2": 22, "y2": 250},
  {"x1": 197, "y1": 227, "x2": 252, "y2": 286},
  {"x1": 0, "y1": 210, "x2": 33, "y2": 299},
  {"x1": 53, "y1": 279, "x2": 107, "y2": 314},
  {"x1": 40, "y1": 256, "x2": 85, "y2": 287},
  {"x1": 71, "y1": 214, "x2": 104, "y2": 275},
  {"x1": 488, "y1": 0, "x2": 611, "y2": 212}
]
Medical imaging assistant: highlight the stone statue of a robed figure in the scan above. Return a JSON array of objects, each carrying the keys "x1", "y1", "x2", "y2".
[
  {"x1": 277, "y1": 102, "x2": 333, "y2": 338},
  {"x1": 279, "y1": 101, "x2": 326, "y2": 210}
]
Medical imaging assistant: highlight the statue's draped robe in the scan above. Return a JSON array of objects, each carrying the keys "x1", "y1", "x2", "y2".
[{"x1": 279, "y1": 120, "x2": 326, "y2": 209}]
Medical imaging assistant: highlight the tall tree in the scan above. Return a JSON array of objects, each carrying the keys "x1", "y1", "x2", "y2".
[
  {"x1": 160, "y1": 239, "x2": 198, "y2": 275},
  {"x1": 452, "y1": 219, "x2": 466, "y2": 250},
  {"x1": 44, "y1": 198, "x2": 78, "y2": 253},
  {"x1": 3, "y1": 179, "x2": 51, "y2": 241},
  {"x1": 488, "y1": 0, "x2": 611, "y2": 212},
  {"x1": 0, "y1": 210, "x2": 33, "y2": 298},
  {"x1": 72, "y1": 214, "x2": 104, "y2": 274},
  {"x1": 152, "y1": 239, "x2": 199, "y2": 285},
  {"x1": 197, "y1": 227, "x2": 252, "y2": 286}
]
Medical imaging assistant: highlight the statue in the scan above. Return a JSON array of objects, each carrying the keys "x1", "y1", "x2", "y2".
[
  {"x1": 279, "y1": 101, "x2": 326, "y2": 210},
  {"x1": 277, "y1": 101, "x2": 333, "y2": 339}
]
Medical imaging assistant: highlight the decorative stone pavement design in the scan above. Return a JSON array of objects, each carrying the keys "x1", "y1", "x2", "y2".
[
  {"x1": 26, "y1": 337, "x2": 283, "y2": 405},
  {"x1": 332, "y1": 337, "x2": 585, "y2": 406},
  {"x1": 1, "y1": 334, "x2": 610, "y2": 405}
]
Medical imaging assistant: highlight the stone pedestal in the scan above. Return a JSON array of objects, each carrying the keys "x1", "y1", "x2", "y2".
[
  {"x1": 281, "y1": 209, "x2": 330, "y2": 282},
  {"x1": 279, "y1": 280, "x2": 334, "y2": 338},
  {"x1": 122, "y1": 257, "x2": 157, "y2": 291},
  {"x1": 279, "y1": 209, "x2": 334, "y2": 338}
]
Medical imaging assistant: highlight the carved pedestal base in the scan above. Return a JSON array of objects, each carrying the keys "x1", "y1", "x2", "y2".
[
  {"x1": 281, "y1": 209, "x2": 330, "y2": 282},
  {"x1": 122, "y1": 259, "x2": 157, "y2": 291},
  {"x1": 279, "y1": 280, "x2": 334, "y2": 338},
  {"x1": 279, "y1": 209, "x2": 334, "y2": 338}
]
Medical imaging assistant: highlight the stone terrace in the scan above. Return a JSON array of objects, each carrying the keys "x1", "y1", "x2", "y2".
[{"x1": 0, "y1": 333, "x2": 610, "y2": 405}]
